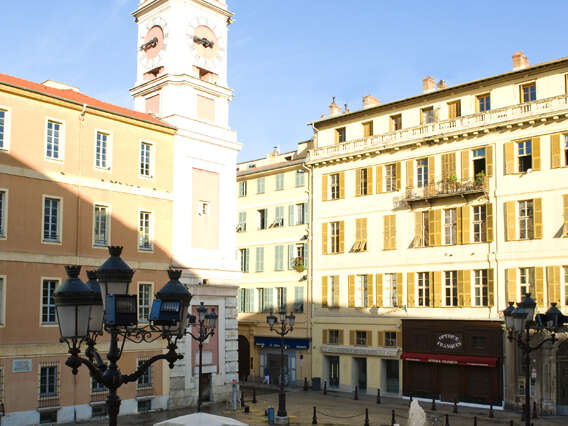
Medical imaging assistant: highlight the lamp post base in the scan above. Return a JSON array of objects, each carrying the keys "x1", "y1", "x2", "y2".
[{"x1": 274, "y1": 415, "x2": 290, "y2": 425}]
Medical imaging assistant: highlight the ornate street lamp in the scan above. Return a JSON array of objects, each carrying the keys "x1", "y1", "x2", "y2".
[
  {"x1": 55, "y1": 247, "x2": 193, "y2": 426},
  {"x1": 266, "y1": 308, "x2": 295, "y2": 424},
  {"x1": 186, "y1": 301, "x2": 217, "y2": 412},
  {"x1": 503, "y1": 293, "x2": 567, "y2": 426}
]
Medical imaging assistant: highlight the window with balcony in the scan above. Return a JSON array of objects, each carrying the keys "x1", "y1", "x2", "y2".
[
  {"x1": 355, "y1": 275, "x2": 368, "y2": 308},
  {"x1": 477, "y1": 94, "x2": 491, "y2": 112},
  {"x1": 447, "y1": 100, "x2": 461, "y2": 119},
  {"x1": 519, "y1": 267, "x2": 535, "y2": 296},
  {"x1": 416, "y1": 158, "x2": 429, "y2": 188},
  {"x1": 517, "y1": 140, "x2": 532, "y2": 172},
  {"x1": 257, "y1": 209, "x2": 268, "y2": 230},
  {"x1": 385, "y1": 164, "x2": 397, "y2": 192},
  {"x1": 472, "y1": 148, "x2": 487, "y2": 180},
  {"x1": 443, "y1": 208, "x2": 457, "y2": 245},
  {"x1": 335, "y1": 127, "x2": 346, "y2": 144},
  {"x1": 472, "y1": 205, "x2": 487, "y2": 243},
  {"x1": 390, "y1": 114, "x2": 402, "y2": 131},
  {"x1": 329, "y1": 173, "x2": 340, "y2": 200},
  {"x1": 384, "y1": 273, "x2": 398, "y2": 307},
  {"x1": 362, "y1": 121, "x2": 373, "y2": 137},
  {"x1": 417, "y1": 272, "x2": 430, "y2": 307},
  {"x1": 473, "y1": 269, "x2": 488, "y2": 307},
  {"x1": 445, "y1": 271, "x2": 458, "y2": 307},
  {"x1": 521, "y1": 83, "x2": 536, "y2": 103},
  {"x1": 421, "y1": 106, "x2": 435, "y2": 124},
  {"x1": 519, "y1": 200, "x2": 534, "y2": 240}
]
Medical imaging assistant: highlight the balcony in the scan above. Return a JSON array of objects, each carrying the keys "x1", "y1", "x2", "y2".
[
  {"x1": 309, "y1": 94, "x2": 568, "y2": 162},
  {"x1": 404, "y1": 177, "x2": 488, "y2": 205}
]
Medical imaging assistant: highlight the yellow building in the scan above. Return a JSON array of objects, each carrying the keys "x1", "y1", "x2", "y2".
[
  {"x1": 236, "y1": 143, "x2": 312, "y2": 386},
  {"x1": 306, "y1": 52, "x2": 568, "y2": 414},
  {"x1": 0, "y1": 74, "x2": 176, "y2": 424}
]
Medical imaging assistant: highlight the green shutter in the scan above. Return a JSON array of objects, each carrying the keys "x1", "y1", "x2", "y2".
[
  {"x1": 288, "y1": 244, "x2": 295, "y2": 269},
  {"x1": 256, "y1": 247, "x2": 264, "y2": 272},
  {"x1": 288, "y1": 205, "x2": 295, "y2": 226},
  {"x1": 275, "y1": 245, "x2": 283, "y2": 270},
  {"x1": 304, "y1": 243, "x2": 308, "y2": 270},
  {"x1": 245, "y1": 248, "x2": 250, "y2": 272},
  {"x1": 295, "y1": 286, "x2": 304, "y2": 312},
  {"x1": 304, "y1": 202, "x2": 309, "y2": 224}
]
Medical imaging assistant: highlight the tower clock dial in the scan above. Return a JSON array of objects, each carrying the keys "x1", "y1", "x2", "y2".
[
  {"x1": 139, "y1": 17, "x2": 169, "y2": 71},
  {"x1": 187, "y1": 17, "x2": 226, "y2": 72}
]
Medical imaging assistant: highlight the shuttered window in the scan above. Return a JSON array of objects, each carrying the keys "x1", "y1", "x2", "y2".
[
  {"x1": 0, "y1": 190, "x2": 6, "y2": 238},
  {"x1": 384, "y1": 215, "x2": 396, "y2": 250},
  {"x1": 239, "y1": 248, "x2": 250, "y2": 272},
  {"x1": 385, "y1": 164, "x2": 397, "y2": 192},
  {"x1": 443, "y1": 208, "x2": 457, "y2": 245},
  {"x1": 255, "y1": 247, "x2": 264, "y2": 272},
  {"x1": 383, "y1": 273, "x2": 398, "y2": 307},
  {"x1": 355, "y1": 275, "x2": 369, "y2": 308},
  {"x1": 275, "y1": 173, "x2": 284, "y2": 191},
  {"x1": 416, "y1": 158, "x2": 429, "y2": 188},
  {"x1": 352, "y1": 218, "x2": 367, "y2": 252},
  {"x1": 329, "y1": 222, "x2": 340, "y2": 253},
  {"x1": 473, "y1": 269, "x2": 488, "y2": 307},
  {"x1": 447, "y1": 100, "x2": 461, "y2": 119},
  {"x1": 257, "y1": 177, "x2": 265, "y2": 194},
  {"x1": 295, "y1": 169, "x2": 305, "y2": 187},
  {"x1": 237, "y1": 211, "x2": 247, "y2": 232},
  {"x1": 335, "y1": 127, "x2": 346, "y2": 143},
  {"x1": 519, "y1": 200, "x2": 534, "y2": 240},
  {"x1": 417, "y1": 272, "x2": 430, "y2": 307},
  {"x1": 564, "y1": 195, "x2": 568, "y2": 237},
  {"x1": 519, "y1": 267, "x2": 535, "y2": 297},
  {"x1": 472, "y1": 205, "x2": 487, "y2": 243},
  {"x1": 362, "y1": 121, "x2": 373, "y2": 137},
  {"x1": 390, "y1": 114, "x2": 402, "y2": 131},
  {"x1": 329, "y1": 173, "x2": 340, "y2": 200},
  {"x1": 274, "y1": 245, "x2": 284, "y2": 271},
  {"x1": 238, "y1": 181, "x2": 247, "y2": 197},
  {"x1": 414, "y1": 211, "x2": 429, "y2": 247},
  {"x1": 444, "y1": 271, "x2": 458, "y2": 307},
  {"x1": 564, "y1": 267, "x2": 568, "y2": 306}
]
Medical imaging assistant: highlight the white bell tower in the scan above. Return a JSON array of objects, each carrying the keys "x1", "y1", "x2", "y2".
[{"x1": 131, "y1": 0, "x2": 241, "y2": 409}]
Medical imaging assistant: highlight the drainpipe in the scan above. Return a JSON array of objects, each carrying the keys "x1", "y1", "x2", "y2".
[{"x1": 302, "y1": 159, "x2": 313, "y2": 381}]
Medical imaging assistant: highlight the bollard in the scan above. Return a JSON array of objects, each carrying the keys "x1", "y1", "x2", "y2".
[
  {"x1": 409, "y1": 394, "x2": 413, "y2": 407},
  {"x1": 252, "y1": 387, "x2": 257, "y2": 404},
  {"x1": 323, "y1": 381, "x2": 327, "y2": 395},
  {"x1": 532, "y1": 401, "x2": 537, "y2": 419},
  {"x1": 377, "y1": 388, "x2": 381, "y2": 404},
  {"x1": 312, "y1": 406, "x2": 317, "y2": 424},
  {"x1": 445, "y1": 414, "x2": 449, "y2": 426},
  {"x1": 240, "y1": 390, "x2": 245, "y2": 408},
  {"x1": 354, "y1": 385, "x2": 359, "y2": 400},
  {"x1": 391, "y1": 409, "x2": 396, "y2": 426},
  {"x1": 364, "y1": 408, "x2": 370, "y2": 426},
  {"x1": 431, "y1": 395, "x2": 437, "y2": 411},
  {"x1": 232, "y1": 380, "x2": 237, "y2": 410},
  {"x1": 489, "y1": 402, "x2": 494, "y2": 418},
  {"x1": 453, "y1": 399, "x2": 458, "y2": 413},
  {"x1": 473, "y1": 416, "x2": 477, "y2": 426},
  {"x1": 244, "y1": 405, "x2": 250, "y2": 414},
  {"x1": 304, "y1": 377, "x2": 309, "y2": 391}
]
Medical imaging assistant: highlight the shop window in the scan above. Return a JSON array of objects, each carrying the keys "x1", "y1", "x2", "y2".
[
  {"x1": 471, "y1": 335, "x2": 487, "y2": 350},
  {"x1": 444, "y1": 271, "x2": 458, "y2": 307},
  {"x1": 517, "y1": 140, "x2": 532, "y2": 172}
]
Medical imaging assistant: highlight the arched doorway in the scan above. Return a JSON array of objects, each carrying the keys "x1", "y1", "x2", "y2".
[
  {"x1": 557, "y1": 340, "x2": 568, "y2": 414},
  {"x1": 238, "y1": 335, "x2": 251, "y2": 382}
]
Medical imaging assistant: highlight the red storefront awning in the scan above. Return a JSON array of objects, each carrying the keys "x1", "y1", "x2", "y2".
[{"x1": 401, "y1": 352, "x2": 498, "y2": 367}]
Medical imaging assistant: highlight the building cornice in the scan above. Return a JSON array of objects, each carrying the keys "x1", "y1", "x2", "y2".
[{"x1": 237, "y1": 158, "x2": 306, "y2": 178}]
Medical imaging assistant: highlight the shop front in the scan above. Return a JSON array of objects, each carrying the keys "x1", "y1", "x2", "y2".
[
  {"x1": 402, "y1": 319, "x2": 503, "y2": 405},
  {"x1": 255, "y1": 336, "x2": 310, "y2": 387}
]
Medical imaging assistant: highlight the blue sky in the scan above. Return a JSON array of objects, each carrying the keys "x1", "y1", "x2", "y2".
[{"x1": 2, "y1": 1, "x2": 567, "y2": 161}]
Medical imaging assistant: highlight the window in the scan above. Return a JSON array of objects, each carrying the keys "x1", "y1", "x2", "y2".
[
  {"x1": 357, "y1": 168, "x2": 369, "y2": 196},
  {"x1": 138, "y1": 210, "x2": 153, "y2": 250},
  {"x1": 565, "y1": 135, "x2": 568, "y2": 166},
  {"x1": 0, "y1": 277, "x2": 4, "y2": 325},
  {"x1": 92, "y1": 405, "x2": 108, "y2": 418},
  {"x1": 259, "y1": 287, "x2": 273, "y2": 312},
  {"x1": 335, "y1": 127, "x2": 346, "y2": 144},
  {"x1": 362, "y1": 121, "x2": 373, "y2": 137},
  {"x1": 95, "y1": 131, "x2": 110, "y2": 169},
  {"x1": 473, "y1": 269, "x2": 488, "y2": 307},
  {"x1": 138, "y1": 283, "x2": 152, "y2": 322},
  {"x1": 274, "y1": 245, "x2": 284, "y2": 271},
  {"x1": 295, "y1": 169, "x2": 305, "y2": 187},
  {"x1": 295, "y1": 243, "x2": 305, "y2": 266},
  {"x1": 447, "y1": 100, "x2": 461, "y2": 119},
  {"x1": 521, "y1": 83, "x2": 536, "y2": 103},
  {"x1": 477, "y1": 94, "x2": 490, "y2": 113},
  {"x1": 238, "y1": 181, "x2": 247, "y2": 197},
  {"x1": 329, "y1": 173, "x2": 340, "y2": 200},
  {"x1": 472, "y1": 148, "x2": 486, "y2": 179},
  {"x1": 355, "y1": 274, "x2": 368, "y2": 308},
  {"x1": 417, "y1": 272, "x2": 430, "y2": 307},
  {"x1": 352, "y1": 218, "x2": 367, "y2": 252},
  {"x1": 384, "y1": 273, "x2": 398, "y2": 307},
  {"x1": 248, "y1": 164, "x2": 256, "y2": 169},
  {"x1": 39, "y1": 365, "x2": 58, "y2": 397},
  {"x1": 519, "y1": 267, "x2": 535, "y2": 296},
  {"x1": 237, "y1": 212, "x2": 247, "y2": 232},
  {"x1": 257, "y1": 177, "x2": 265, "y2": 194},
  {"x1": 443, "y1": 208, "x2": 457, "y2": 245},
  {"x1": 39, "y1": 411, "x2": 58, "y2": 424},
  {"x1": 140, "y1": 142, "x2": 152, "y2": 177},
  {"x1": 356, "y1": 331, "x2": 367, "y2": 345},
  {"x1": 416, "y1": 158, "x2": 429, "y2": 188},
  {"x1": 329, "y1": 329, "x2": 339, "y2": 344},
  {"x1": 93, "y1": 204, "x2": 109, "y2": 247},
  {"x1": 276, "y1": 287, "x2": 287, "y2": 310},
  {"x1": 255, "y1": 247, "x2": 264, "y2": 272},
  {"x1": 294, "y1": 286, "x2": 304, "y2": 313},
  {"x1": 472, "y1": 205, "x2": 487, "y2": 243},
  {"x1": 275, "y1": 173, "x2": 284, "y2": 191},
  {"x1": 292, "y1": 202, "x2": 307, "y2": 225},
  {"x1": 0, "y1": 190, "x2": 5, "y2": 238},
  {"x1": 137, "y1": 359, "x2": 152, "y2": 389},
  {"x1": 327, "y1": 275, "x2": 339, "y2": 308},
  {"x1": 272, "y1": 206, "x2": 284, "y2": 228},
  {"x1": 42, "y1": 279, "x2": 58, "y2": 324},
  {"x1": 43, "y1": 197, "x2": 61, "y2": 243},
  {"x1": 138, "y1": 400, "x2": 151, "y2": 413},
  {"x1": 239, "y1": 248, "x2": 250, "y2": 273},
  {"x1": 385, "y1": 332, "x2": 397, "y2": 347},
  {"x1": 385, "y1": 164, "x2": 397, "y2": 192},
  {"x1": 517, "y1": 140, "x2": 532, "y2": 172},
  {"x1": 390, "y1": 114, "x2": 402, "y2": 131},
  {"x1": 257, "y1": 208, "x2": 268, "y2": 230},
  {"x1": 329, "y1": 222, "x2": 340, "y2": 254},
  {"x1": 0, "y1": 109, "x2": 6, "y2": 149},
  {"x1": 519, "y1": 200, "x2": 534, "y2": 240},
  {"x1": 415, "y1": 211, "x2": 429, "y2": 248},
  {"x1": 564, "y1": 266, "x2": 568, "y2": 306},
  {"x1": 444, "y1": 271, "x2": 458, "y2": 307},
  {"x1": 45, "y1": 120, "x2": 62, "y2": 160},
  {"x1": 421, "y1": 107, "x2": 434, "y2": 124},
  {"x1": 239, "y1": 288, "x2": 254, "y2": 313},
  {"x1": 91, "y1": 376, "x2": 106, "y2": 393}
]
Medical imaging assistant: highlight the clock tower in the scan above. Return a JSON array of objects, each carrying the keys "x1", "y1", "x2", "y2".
[{"x1": 131, "y1": 0, "x2": 241, "y2": 409}]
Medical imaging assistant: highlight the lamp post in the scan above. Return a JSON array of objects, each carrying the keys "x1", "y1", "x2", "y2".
[
  {"x1": 54, "y1": 246, "x2": 192, "y2": 426},
  {"x1": 266, "y1": 309, "x2": 295, "y2": 424},
  {"x1": 186, "y1": 302, "x2": 217, "y2": 412},
  {"x1": 502, "y1": 293, "x2": 567, "y2": 426}
]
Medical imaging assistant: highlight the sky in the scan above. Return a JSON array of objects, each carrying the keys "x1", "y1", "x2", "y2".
[{"x1": 2, "y1": 0, "x2": 567, "y2": 161}]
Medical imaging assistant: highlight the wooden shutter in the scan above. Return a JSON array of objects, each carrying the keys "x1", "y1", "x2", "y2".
[
  {"x1": 534, "y1": 198, "x2": 542, "y2": 239},
  {"x1": 355, "y1": 169, "x2": 361, "y2": 196},
  {"x1": 414, "y1": 212, "x2": 423, "y2": 247},
  {"x1": 376, "y1": 274, "x2": 383, "y2": 307},
  {"x1": 457, "y1": 206, "x2": 463, "y2": 245},
  {"x1": 535, "y1": 267, "x2": 545, "y2": 306},
  {"x1": 288, "y1": 205, "x2": 295, "y2": 226},
  {"x1": 461, "y1": 150, "x2": 470, "y2": 182},
  {"x1": 348, "y1": 275, "x2": 355, "y2": 307},
  {"x1": 396, "y1": 332, "x2": 402, "y2": 347},
  {"x1": 461, "y1": 206, "x2": 470, "y2": 244},
  {"x1": 322, "y1": 222, "x2": 328, "y2": 254},
  {"x1": 442, "y1": 153, "x2": 450, "y2": 180},
  {"x1": 349, "y1": 330, "x2": 355, "y2": 345},
  {"x1": 339, "y1": 172, "x2": 345, "y2": 199},
  {"x1": 376, "y1": 165, "x2": 383, "y2": 193},
  {"x1": 547, "y1": 266, "x2": 561, "y2": 305},
  {"x1": 462, "y1": 270, "x2": 471, "y2": 307},
  {"x1": 333, "y1": 275, "x2": 340, "y2": 307},
  {"x1": 432, "y1": 271, "x2": 442, "y2": 307},
  {"x1": 486, "y1": 203, "x2": 493, "y2": 242},
  {"x1": 322, "y1": 175, "x2": 328, "y2": 201},
  {"x1": 339, "y1": 221, "x2": 345, "y2": 253},
  {"x1": 505, "y1": 201, "x2": 516, "y2": 241},
  {"x1": 322, "y1": 276, "x2": 328, "y2": 307},
  {"x1": 377, "y1": 331, "x2": 385, "y2": 347},
  {"x1": 362, "y1": 218, "x2": 368, "y2": 248},
  {"x1": 406, "y1": 160, "x2": 414, "y2": 189},
  {"x1": 338, "y1": 329, "x2": 344, "y2": 345},
  {"x1": 322, "y1": 329, "x2": 328, "y2": 345},
  {"x1": 395, "y1": 162, "x2": 401, "y2": 191},
  {"x1": 390, "y1": 215, "x2": 397, "y2": 249},
  {"x1": 551, "y1": 134, "x2": 562, "y2": 169},
  {"x1": 396, "y1": 273, "x2": 403, "y2": 307},
  {"x1": 457, "y1": 270, "x2": 464, "y2": 307},
  {"x1": 366, "y1": 331, "x2": 372, "y2": 346},
  {"x1": 532, "y1": 137, "x2": 541, "y2": 171},
  {"x1": 367, "y1": 167, "x2": 374, "y2": 195},
  {"x1": 429, "y1": 210, "x2": 442, "y2": 247},
  {"x1": 428, "y1": 156, "x2": 435, "y2": 188},
  {"x1": 487, "y1": 269, "x2": 494, "y2": 307},
  {"x1": 564, "y1": 195, "x2": 568, "y2": 237},
  {"x1": 486, "y1": 145, "x2": 494, "y2": 177},
  {"x1": 504, "y1": 142, "x2": 515, "y2": 174},
  {"x1": 506, "y1": 268, "x2": 517, "y2": 303},
  {"x1": 367, "y1": 274, "x2": 374, "y2": 307},
  {"x1": 383, "y1": 216, "x2": 390, "y2": 250},
  {"x1": 407, "y1": 272, "x2": 415, "y2": 307}
]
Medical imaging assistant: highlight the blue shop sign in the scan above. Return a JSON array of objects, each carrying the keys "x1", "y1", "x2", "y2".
[{"x1": 254, "y1": 336, "x2": 310, "y2": 349}]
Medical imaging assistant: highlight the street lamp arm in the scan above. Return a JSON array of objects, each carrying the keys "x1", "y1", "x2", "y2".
[
  {"x1": 65, "y1": 349, "x2": 106, "y2": 384},
  {"x1": 122, "y1": 346, "x2": 183, "y2": 384},
  {"x1": 85, "y1": 342, "x2": 107, "y2": 371}
]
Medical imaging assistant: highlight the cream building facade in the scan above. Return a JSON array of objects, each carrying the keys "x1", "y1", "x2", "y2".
[
  {"x1": 306, "y1": 52, "x2": 568, "y2": 414},
  {"x1": 236, "y1": 143, "x2": 312, "y2": 386}
]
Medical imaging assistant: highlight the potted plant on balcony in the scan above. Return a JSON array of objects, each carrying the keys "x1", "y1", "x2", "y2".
[
  {"x1": 448, "y1": 174, "x2": 459, "y2": 192},
  {"x1": 475, "y1": 171, "x2": 485, "y2": 187},
  {"x1": 293, "y1": 257, "x2": 305, "y2": 272}
]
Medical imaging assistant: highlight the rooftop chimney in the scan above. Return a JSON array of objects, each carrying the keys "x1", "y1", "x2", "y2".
[
  {"x1": 362, "y1": 95, "x2": 380, "y2": 108},
  {"x1": 423, "y1": 76, "x2": 436, "y2": 93},
  {"x1": 512, "y1": 51, "x2": 530, "y2": 71},
  {"x1": 343, "y1": 104, "x2": 350, "y2": 114},
  {"x1": 42, "y1": 80, "x2": 80, "y2": 92},
  {"x1": 329, "y1": 97, "x2": 340, "y2": 116},
  {"x1": 437, "y1": 80, "x2": 447, "y2": 89}
]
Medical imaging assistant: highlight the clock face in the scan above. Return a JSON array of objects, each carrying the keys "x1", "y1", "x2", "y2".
[
  {"x1": 193, "y1": 26, "x2": 218, "y2": 60},
  {"x1": 139, "y1": 17, "x2": 168, "y2": 71},
  {"x1": 187, "y1": 17, "x2": 226, "y2": 72},
  {"x1": 143, "y1": 26, "x2": 165, "y2": 61}
]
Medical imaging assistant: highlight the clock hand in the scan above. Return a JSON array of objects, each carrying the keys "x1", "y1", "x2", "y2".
[
  {"x1": 193, "y1": 36, "x2": 215, "y2": 49},
  {"x1": 140, "y1": 37, "x2": 159, "y2": 51}
]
